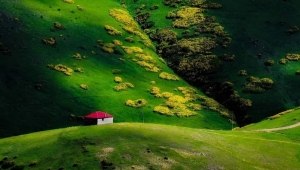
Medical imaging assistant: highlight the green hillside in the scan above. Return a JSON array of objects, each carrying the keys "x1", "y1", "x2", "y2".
[
  {"x1": 0, "y1": 123, "x2": 299, "y2": 170},
  {"x1": 0, "y1": 0, "x2": 234, "y2": 137}
]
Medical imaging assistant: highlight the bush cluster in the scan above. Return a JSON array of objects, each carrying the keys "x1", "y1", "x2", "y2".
[
  {"x1": 113, "y1": 82, "x2": 134, "y2": 91},
  {"x1": 80, "y1": 84, "x2": 88, "y2": 90},
  {"x1": 167, "y1": 7, "x2": 205, "y2": 28},
  {"x1": 199, "y1": 96, "x2": 231, "y2": 118},
  {"x1": 121, "y1": 46, "x2": 143, "y2": 54},
  {"x1": 242, "y1": 76, "x2": 274, "y2": 93},
  {"x1": 237, "y1": 70, "x2": 247, "y2": 76},
  {"x1": 159, "y1": 72, "x2": 180, "y2": 81},
  {"x1": 125, "y1": 99, "x2": 147, "y2": 108},
  {"x1": 136, "y1": 61, "x2": 160, "y2": 72},
  {"x1": 42, "y1": 37, "x2": 56, "y2": 46},
  {"x1": 104, "y1": 25, "x2": 122, "y2": 36},
  {"x1": 54, "y1": 22, "x2": 66, "y2": 30},
  {"x1": 114, "y1": 76, "x2": 122, "y2": 83},
  {"x1": 286, "y1": 53, "x2": 300, "y2": 61},
  {"x1": 72, "y1": 53, "x2": 87, "y2": 60},
  {"x1": 47, "y1": 64, "x2": 73, "y2": 76}
]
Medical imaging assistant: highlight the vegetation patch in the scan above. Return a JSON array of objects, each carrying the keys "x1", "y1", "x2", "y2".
[
  {"x1": 264, "y1": 59, "x2": 275, "y2": 66},
  {"x1": 125, "y1": 99, "x2": 147, "y2": 108},
  {"x1": 54, "y1": 22, "x2": 66, "y2": 30},
  {"x1": 80, "y1": 84, "x2": 88, "y2": 90},
  {"x1": 113, "y1": 82, "x2": 134, "y2": 91},
  {"x1": 279, "y1": 58, "x2": 288, "y2": 64},
  {"x1": 72, "y1": 53, "x2": 87, "y2": 60},
  {"x1": 104, "y1": 25, "x2": 122, "y2": 36},
  {"x1": 62, "y1": 0, "x2": 74, "y2": 4},
  {"x1": 242, "y1": 76, "x2": 274, "y2": 94},
  {"x1": 121, "y1": 46, "x2": 143, "y2": 54},
  {"x1": 286, "y1": 53, "x2": 300, "y2": 61},
  {"x1": 237, "y1": 70, "x2": 247, "y2": 76},
  {"x1": 0, "y1": 42, "x2": 11, "y2": 55},
  {"x1": 47, "y1": 64, "x2": 73, "y2": 76},
  {"x1": 159, "y1": 72, "x2": 180, "y2": 81},
  {"x1": 166, "y1": 7, "x2": 205, "y2": 28},
  {"x1": 114, "y1": 76, "x2": 122, "y2": 83},
  {"x1": 42, "y1": 37, "x2": 56, "y2": 46}
]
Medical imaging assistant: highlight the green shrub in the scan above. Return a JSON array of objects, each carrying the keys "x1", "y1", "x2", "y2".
[
  {"x1": 237, "y1": 70, "x2": 247, "y2": 76},
  {"x1": 264, "y1": 59, "x2": 275, "y2": 66}
]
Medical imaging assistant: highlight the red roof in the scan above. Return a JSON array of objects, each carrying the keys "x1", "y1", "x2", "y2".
[{"x1": 84, "y1": 111, "x2": 113, "y2": 119}]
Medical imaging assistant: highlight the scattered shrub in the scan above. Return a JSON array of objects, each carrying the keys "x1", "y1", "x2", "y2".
[
  {"x1": 150, "y1": 5, "x2": 159, "y2": 10},
  {"x1": 237, "y1": 70, "x2": 247, "y2": 76},
  {"x1": 54, "y1": 22, "x2": 66, "y2": 29},
  {"x1": 136, "y1": 61, "x2": 160, "y2": 72},
  {"x1": 77, "y1": 5, "x2": 84, "y2": 11},
  {"x1": 243, "y1": 76, "x2": 274, "y2": 93},
  {"x1": 121, "y1": 46, "x2": 143, "y2": 54},
  {"x1": 47, "y1": 64, "x2": 73, "y2": 76},
  {"x1": 264, "y1": 59, "x2": 275, "y2": 66},
  {"x1": 114, "y1": 76, "x2": 122, "y2": 83},
  {"x1": 114, "y1": 82, "x2": 134, "y2": 91},
  {"x1": 150, "y1": 81, "x2": 155, "y2": 84},
  {"x1": 112, "y1": 69, "x2": 122, "y2": 74},
  {"x1": 167, "y1": 7, "x2": 205, "y2": 28},
  {"x1": 112, "y1": 39, "x2": 122, "y2": 46},
  {"x1": 125, "y1": 36, "x2": 135, "y2": 43},
  {"x1": 62, "y1": 0, "x2": 74, "y2": 4},
  {"x1": 125, "y1": 99, "x2": 147, "y2": 108},
  {"x1": 260, "y1": 78, "x2": 274, "y2": 89},
  {"x1": 80, "y1": 84, "x2": 88, "y2": 90},
  {"x1": 104, "y1": 25, "x2": 122, "y2": 35},
  {"x1": 286, "y1": 53, "x2": 300, "y2": 61},
  {"x1": 295, "y1": 70, "x2": 300, "y2": 75},
  {"x1": 75, "y1": 68, "x2": 84, "y2": 73},
  {"x1": 42, "y1": 37, "x2": 56, "y2": 46},
  {"x1": 219, "y1": 54, "x2": 235, "y2": 61},
  {"x1": 154, "y1": 106, "x2": 173, "y2": 116},
  {"x1": 159, "y1": 72, "x2": 180, "y2": 81},
  {"x1": 242, "y1": 83, "x2": 265, "y2": 94},
  {"x1": 72, "y1": 53, "x2": 87, "y2": 60},
  {"x1": 286, "y1": 26, "x2": 299, "y2": 35},
  {"x1": 279, "y1": 58, "x2": 288, "y2": 64},
  {"x1": 150, "y1": 87, "x2": 160, "y2": 95},
  {"x1": 199, "y1": 96, "x2": 231, "y2": 118},
  {"x1": 161, "y1": 92, "x2": 174, "y2": 98}
]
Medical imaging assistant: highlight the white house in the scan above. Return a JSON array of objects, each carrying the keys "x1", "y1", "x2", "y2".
[{"x1": 84, "y1": 111, "x2": 113, "y2": 125}]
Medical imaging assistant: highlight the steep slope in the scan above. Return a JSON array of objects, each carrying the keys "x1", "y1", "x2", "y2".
[
  {"x1": 0, "y1": 123, "x2": 299, "y2": 169},
  {"x1": 0, "y1": 0, "x2": 231, "y2": 137}
]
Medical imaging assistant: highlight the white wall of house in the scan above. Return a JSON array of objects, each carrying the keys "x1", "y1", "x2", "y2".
[{"x1": 97, "y1": 118, "x2": 113, "y2": 125}]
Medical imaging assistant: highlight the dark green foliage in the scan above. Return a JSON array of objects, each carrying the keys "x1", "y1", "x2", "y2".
[
  {"x1": 295, "y1": 71, "x2": 300, "y2": 75},
  {"x1": 219, "y1": 54, "x2": 235, "y2": 61},
  {"x1": 1, "y1": 161, "x2": 15, "y2": 169},
  {"x1": 150, "y1": 5, "x2": 159, "y2": 10},
  {"x1": 163, "y1": 0, "x2": 182, "y2": 6},
  {"x1": 28, "y1": 161, "x2": 37, "y2": 167},
  {"x1": 242, "y1": 76, "x2": 274, "y2": 94},
  {"x1": 150, "y1": 28, "x2": 177, "y2": 44},
  {"x1": 286, "y1": 26, "x2": 299, "y2": 35},
  {"x1": 100, "y1": 160, "x2": 116, "y2": 170},
  {"x1": 141, "y1": 21, "x2": 155, "y2": 29},
  {"x1": 134, "y1": 12, "x2": 150, "y2": 24},
  {"x1": 11, "y1": 165, "x2": 25, "y2": 170},
  {"x1": 264, "y1": 59, "x2": 275, "y2": 66}
]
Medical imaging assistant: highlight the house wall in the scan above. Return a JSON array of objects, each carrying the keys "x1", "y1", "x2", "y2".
[{"x1": 97, "y1": 118, "x2": 113, "y2": 125}]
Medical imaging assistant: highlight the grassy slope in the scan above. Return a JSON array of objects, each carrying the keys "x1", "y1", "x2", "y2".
[
  {"x1": 209, "y1": 0, "x2": 300, "y2": 121},
  {"x1": 0, "y1": 123, "x2": 299, "y2": 170},
  {"x1": 0, "y1": 0, "x2": 231, "y2": 137},
  {"x1": 240, "y1": 107, "x2": 300, "y2": 131}
]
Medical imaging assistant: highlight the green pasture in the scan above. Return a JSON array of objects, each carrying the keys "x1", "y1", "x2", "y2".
[{"x1": 0, "y1": 123, "x2": 299, "y2": 169}]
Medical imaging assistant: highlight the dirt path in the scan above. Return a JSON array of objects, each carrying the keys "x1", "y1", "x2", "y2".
[{"x1": 252, "y1": 122, "x2": 300, "y2": 132}]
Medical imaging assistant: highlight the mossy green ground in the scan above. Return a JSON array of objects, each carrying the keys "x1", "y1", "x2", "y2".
[
  {"x1": 0, "y1": 123, "x2": 299, "y2": 170},
  {"x1": 0, "y1": 0, "x2": 231, "y2": 137}
]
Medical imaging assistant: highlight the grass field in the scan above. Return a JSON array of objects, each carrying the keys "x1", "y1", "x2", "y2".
[{"x1": 0, "y1": 123, "x2": 299, "y2": 169}]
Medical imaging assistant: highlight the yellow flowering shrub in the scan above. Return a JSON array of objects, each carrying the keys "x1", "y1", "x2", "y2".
[
  {"x1": 286, "y1": 53, "x2": 300, "y2": 61},
  {"x1": 121, "y1": 46, "x2": 143, "y2": 54},
  {"x1": 187, "y1": 103, "x2": 201, "y2": 111},
  {"x1": 199, "y1": 96, "x2": 231, "y2": 118},
  {"x1": 113, "y1": 82, "x2": 134, "y2": 91},
  {"x1": 112, "y1": 39, "x2": 122, "y2": 46},
  {"x1": 168, "y1": 7, "x2": 205, "y2": 28},
  {"x1": 135, "y1": 54, "x2": 154, "y2": 62},
  {"x1": 104, "y1": 25, "x2": 122, "y2": 35},
  {"x1": 159, "y1": 72, "x2": 180, "y2": 81},
  {"x1": 136, "y1": 61, "x2": 160, "y2": 72},
  {"x1": 80, "y1": 84, "x2": 88, "y2": 90},
  {"x1": 47, "y1": 64, "x2": 73, "y2": 76},
  {"x1": 77, "y1": 5, "x2": 84, "y2": 11},
  {"x1": 62, "y1": 0, "x2": 74, "y2": 4},
  {"x1": 125, "y1": 99, "x2": 147, "y2": 108},
  {"x1": 150, "y1": 81, "x2": 155, "y2": 84},
  {"x1": 72, "y1": 53, "x2": 87, "y2": 60},
  {"x1": 154, "y1": 106, "x2": 173, "y2": 116},
  {"x1": 75, "y1": 68, "x2": 84, "y2": 73},
  {"x1": 42, "y1": 37, "x2": 56, "y2": 46},
  {"x1": 114, "y1": 76, "x2": 122, "y2": 83},
  {"x1": 165, "y1": 95, "x2": 187, "y2": 108},
  {"x1": 161, "y1": 92, "x2": 174, "y2": 98},
  {"x1": 109, "y1": 9, "x2": 138, "y2": 27},
  {"x1": 151, "y1": 87, "x2": 160, "y2": 94}
]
